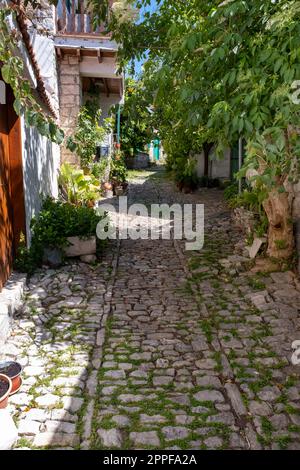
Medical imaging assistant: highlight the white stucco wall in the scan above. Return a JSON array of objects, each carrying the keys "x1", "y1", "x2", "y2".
[
  {"x1": 21, "y1": 119, "x2": 60, "y2": 244},
  {"x1": 196, "y1": 148, "x2": 231, "y2": 179},
  {"x1": 195, "y1": 152, "x2": 205, "y2": 177},
  {"x1": 100, "y1": 93, "x2": 122, "y2": 151},
  {"x1": 18, "y1": 5, "x2": 61, "y2": 244},
  {"x1": 80, "y1": 56, "x2": 120, "y2": 79},
  {"x1": 99, "y1": 93, "x2": 121, "y2": 119}
]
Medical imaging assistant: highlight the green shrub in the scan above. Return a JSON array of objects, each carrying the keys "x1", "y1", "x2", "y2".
[
  {"x1": 14, "y1": 233, "x2": 40, "y2": 275},
  {"x1": 229, "y1": 189, "x2": 263, "y2": 213},
  {"x1": 174, "y1": 157, "x2": 199, "y2": 190},
  {"x1": 198, "y1": 176, "x2": 220, "y2": 188},
  {"x1": 31, "y1": 197, "x2": 101, "y2": 246},
  {"x1": 224, "y1": 182, "x2": 239, "y2": 202},
  {"x1": 15, "y1": 197, "x2": 106, "y2": 273},
  {"x1": 224, "y1": 184, "x2": 269, "y2": 239},
  {"x1": 58, "y1": 163, "x2": 101, "y2": 206},
  {"x1": 66, "y1": 100, "x2": 112, "y2": 169},
  {"x1": 91, "y1": 160, "x2": 108, "y2": 180},
  {"x1": 110, "y1": 151, "x2": 128, "y2": 184}
]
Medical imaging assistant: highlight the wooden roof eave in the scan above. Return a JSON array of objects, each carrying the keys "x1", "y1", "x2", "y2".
[{"x1": 54, "y1": 44, "x2": 117, "y2": 59}]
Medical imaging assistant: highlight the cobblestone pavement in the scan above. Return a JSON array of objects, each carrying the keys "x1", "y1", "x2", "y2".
[{"x1": 1, "y1": 169, "x2": 300, "y2": 449}]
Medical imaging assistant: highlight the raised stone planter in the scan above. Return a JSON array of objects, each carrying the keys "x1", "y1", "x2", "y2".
[
  {"x1": 0, "y1": 409, "x2": 18, "y2": 449},
  {"x1": 64, "y1": 236, "x2": 96, "y2": 258},
  {"x1": 233, "y1": 207, "x2": 257, "y2": 234},
  {"x1": 43, "y1": 247, "x2": 63, "y2": 267}
]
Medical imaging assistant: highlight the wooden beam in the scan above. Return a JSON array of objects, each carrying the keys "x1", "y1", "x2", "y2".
[
  {"x1": 80, "y1": 1, "x2": 85, "y2": 33},
  {"x1": 97, "y1": 49, "x2": 103, "y2": 63},
  {"x1": 76, "y1": 48, "x2": 82, "y2": 62},
  {"x1": 56, "y1": 47, "x2": 62, "y2": 59},
  {"x1": 71, "y1": 0, "x2": 76, "y2": 32},
  {"x1": 103, "y1": 78, "x2": 109, "y2": 97}
]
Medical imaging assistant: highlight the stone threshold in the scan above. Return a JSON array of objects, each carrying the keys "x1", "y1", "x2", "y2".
[{"x1": 0, "y1": 272, "x2": 27, "y2": 352}]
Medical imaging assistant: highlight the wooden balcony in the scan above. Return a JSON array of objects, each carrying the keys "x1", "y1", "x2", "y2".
[{"x1": 55, "y1": 0, "x2": 114, "y2": 36}]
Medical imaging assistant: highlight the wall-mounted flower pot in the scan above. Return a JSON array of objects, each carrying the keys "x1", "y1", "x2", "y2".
[
  {"x1": 0, "y1": 374, "x2": 12, "y2": 409},
  {"x1": 64, "y1": 236, "x2": 96, "y2": 258},
  {"x1": 0, "y1": 362, "x2": 22, "y2": 395}
]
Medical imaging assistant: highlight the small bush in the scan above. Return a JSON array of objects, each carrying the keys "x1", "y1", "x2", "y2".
[
  {"x1": 224, "y1": 182, "x2": 239, "y2": 202},
  {"x1": 15, "y1": 197, "x2": 106, "y2": 273},
  {"x1": 110, "y1": 151, "x2": 128, "y2": 184},
  {"x1": 58, "y1": 163, "x2": 101, "y2": 206},
  {"x1": 91, "y1": 160, "x2": 108, "y2": 180},
  {"x1": 198, "y1": 176, "x2": 220, "y2": 188}
]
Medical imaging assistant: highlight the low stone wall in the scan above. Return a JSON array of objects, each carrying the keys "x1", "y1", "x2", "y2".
[
  {"x1": 232, "y1": 207, "x2": 258, "y2": 235},
  {"x1": 58, "y1": 55, "x2": 81, "y2": 165},
  {"x1": 126, "y1": 152, "x2": 150, "y2": 170},
  {"x1": 0, "y1": 273, "x2": 26, "y2": 351}
]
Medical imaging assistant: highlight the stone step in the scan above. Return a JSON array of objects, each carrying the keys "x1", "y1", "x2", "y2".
[{"x1": 0, "y1": 272, "x2": 26, "y2": 348}]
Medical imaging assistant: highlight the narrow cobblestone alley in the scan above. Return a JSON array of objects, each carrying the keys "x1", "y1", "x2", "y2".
[{"x1": 2, "y1": 170, "x2": 300, "y2": 450}]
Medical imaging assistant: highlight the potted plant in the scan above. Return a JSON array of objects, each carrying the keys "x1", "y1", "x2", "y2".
[
  {"x1": 110, "y1": 152, "x2": 128, "y2": 195},
  {"x1": 174, "y1": 158, "x2": 199, "y2": 193},
  {"x1": 32, "y1": 198, "x2": 105, "y2": 260},
  {"x1": 14, "y1": 197, "x2": 107, "y2": 272},
  {"x1": 58, "y1": 163, "x2": 101, "y2": 207},
  {"x1": 0, "y1": 362, "x2": 22, "y2": 395},
  {"x1": 0, "y1": 374, "x2": 12, "y2": 409}
]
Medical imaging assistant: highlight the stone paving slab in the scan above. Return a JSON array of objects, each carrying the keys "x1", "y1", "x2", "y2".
[
  {"x1": 0, "y1": 253, "x2": 116, "y2": 449},
  {"x1": 1, "y1": 169, "x2": 300, "y2": 450}
]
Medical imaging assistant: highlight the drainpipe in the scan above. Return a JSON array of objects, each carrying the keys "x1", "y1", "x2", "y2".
[
  {"x1": 238, "y1": 137, "x2": 243, "y2": 194},
  {"x1": 116, "y1": 104, "x2": 121, "y2": 145}
]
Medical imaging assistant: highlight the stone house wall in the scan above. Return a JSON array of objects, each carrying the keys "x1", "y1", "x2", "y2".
[{"x1": 58, "y1": 55, "x2": 82, "y2": 164}]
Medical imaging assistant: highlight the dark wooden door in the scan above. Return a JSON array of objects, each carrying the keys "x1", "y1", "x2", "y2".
[{"x1": 0, "y1": 80, "x2": 25, "y2": 289}]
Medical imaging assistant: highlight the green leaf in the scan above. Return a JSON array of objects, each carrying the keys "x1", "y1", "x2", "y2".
[
  {"x1": 1, "y1": 64, "x2": 11, "y2": 83},
  {"x1": 274, "y1": 58, "x2": 283, "y2": 73},
  {"x1": 13, "y1": 98, "x2": 22, "y2": 115}
]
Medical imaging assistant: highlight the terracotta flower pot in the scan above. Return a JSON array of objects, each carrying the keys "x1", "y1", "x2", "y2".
[
  {"x1": 0, "y1": 374, "x2": 12, "y2": 409},
  {"x1": 0, "y1": 362, "x2": 22, "y2": 395},
  {"x1": 103, "y1": 182, "x2": 112, "y2": 191}
]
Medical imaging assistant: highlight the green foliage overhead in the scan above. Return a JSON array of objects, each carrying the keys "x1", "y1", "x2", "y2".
[
  {"x1": 67, "y1": 100, "x2": 112, "y2": 168},
  {"x1": 109, "y1": 0, "x2": 300, "y2": 190},
  {"x1": 119, "y1": 77, "x2": 153, "y2": 157}
]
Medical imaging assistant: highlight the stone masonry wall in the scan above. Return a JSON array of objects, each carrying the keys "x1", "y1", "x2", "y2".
[{"x1": 58, "y1": 55, "x2": 81, "y2": 164}]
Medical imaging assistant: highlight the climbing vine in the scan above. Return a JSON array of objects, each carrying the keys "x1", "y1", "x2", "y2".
[{"x1": 0, "y1": 3, "x2": 63, "y2": 143}]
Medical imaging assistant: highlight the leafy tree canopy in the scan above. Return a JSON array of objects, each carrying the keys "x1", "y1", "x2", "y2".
[
  {"x1": 109, "y1": 0, "x2": 300, "y2": 173},
  {"x1": 108, "y1": 0, "x2": 300, "y2": 259},
  {"x1": 118, "y1": 77, "x2": 154, "y2": 157}
]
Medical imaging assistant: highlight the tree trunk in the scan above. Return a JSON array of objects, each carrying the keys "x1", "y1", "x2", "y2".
[
  {"x1": 203, "y1": 142, "x2": 214, "y2": 177},
  {"x1": 263, "y1": 188, "x2": 294, "y2": 259}
]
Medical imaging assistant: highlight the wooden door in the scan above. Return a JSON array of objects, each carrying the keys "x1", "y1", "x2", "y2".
[{"x1": 0, "y1": 80, "x2": 25, "y2": 290}]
